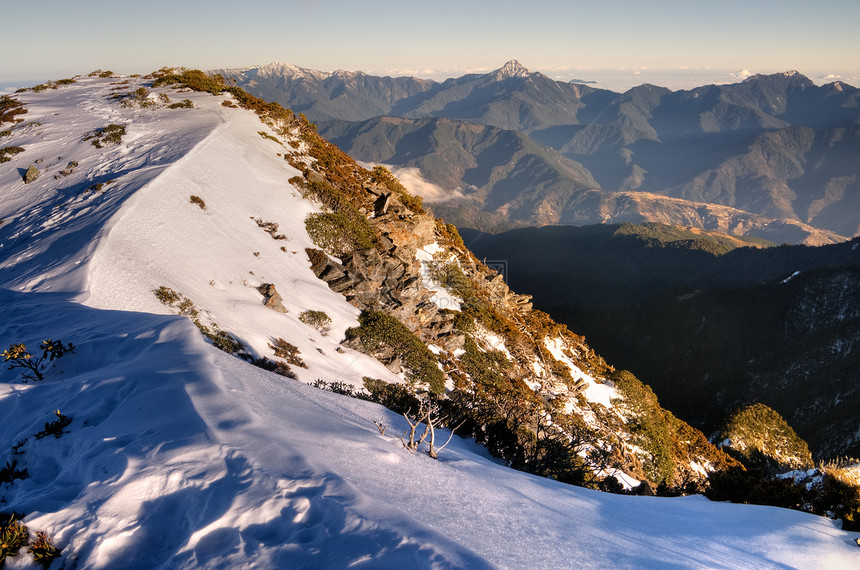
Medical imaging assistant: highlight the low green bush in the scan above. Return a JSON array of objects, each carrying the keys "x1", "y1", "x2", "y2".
[
  {"x1": 427, "y1": 256, "x2": 475, "y2": 300},
  {"x1": 28, "y1": 531, "x2": 61, "y2": 566},
  {"x1": 299, "y1": 310, "x2": 332, "y2": 335},
  {"x1": 717, "y1": 403, "x2": 813, "y2": 473},
  {"x1": 153, "y1": 286, "x2": 247, "y2": 356},
  {"x1": 611, "y1": 370, "x2": 676, "y2": 484},
  {"x1": 34, "y1": 410, "x2": 72, "y2": 439},
  {"x1": 0, "y1": 146, "x2": 24, "y2": 163},
  {"x1": 0, "y1": 514, "x2": 61, "y2": 568},
  {"x1": 269, "y1": 338, "x2": 306, "y2": 368},
  {"x1": 167, "y1": 99, "x2": 194, "y2": 109},
  {"x1": 0, "y1": 515, "x2": 28, "y2": 565},
  {"x1": 0, "y1": 459, "x2": 28, "y2": 485},
  {"x1": 83, "y1": 124, "x2": 126, "y2": 148},
  {"x1": 151, "y1": 69, "x2": 226, "y2": 95},
  {"x1": 118, "y1": 87, "x2": 156, "y2": 108},
  {"x1": 305, "y1": 212, "x2": 375, "y2": 257},
  {"x1": 258, "y1": 130, "x2": 281, "y2": 144},
  {"x1": 346, "y1": 310, "x2": 445, "y2": 394},
  {"x1": 0, "y1": 95, "x2": 27, "y2": 125},
  {"x1": 362, "y1": 377, "x2": 421, "y2": 413}
]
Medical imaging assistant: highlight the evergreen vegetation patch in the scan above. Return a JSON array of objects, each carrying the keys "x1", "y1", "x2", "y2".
[
  {"x1": 296, "y1": 177, "x2": 376, "y2": 256},
  {"x1": 369, "y1": 165, "x2": 424, "y2": 213},
  {"x1": 611, "y1": 370, "x2": 677, "y2": 484},
  {"x1": 299, "y1": 310, "x2": 332, "y2": 335},
  {"x1": 614, "y1": 222, "x2": 774, "y2": 254},
  {"x1": 0, "y1": 146, "x2": 24, "y2": 163},
  {"x1": 0, "y1": 96, "x2": 27, "y2": 125},
  {"x1": 718, "y1": 403, "x2": 813, "y2": 472},
  {"x1": 305, "y1": 212, "x2": 375, "y2": 257},
  {"x1": 346, "y1": 310, "x2": 445, "y2": 394},
  {"x1": 167, "y1": 99, "x2": 194, "y2": 109},
  {"x1": 83, "y1": 124, "x2": 126, "y2": 148},
  {"x1": 0, "y1": 514, "x2": 61, "y2": 568}
]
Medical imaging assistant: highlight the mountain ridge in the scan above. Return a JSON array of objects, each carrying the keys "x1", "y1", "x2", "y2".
[
  {"x1": 219, "y1": 62, "x2": 860, "y2": 243},
  {"x1": 1, "y1": 70, "x2": 858, "y2": 567}
]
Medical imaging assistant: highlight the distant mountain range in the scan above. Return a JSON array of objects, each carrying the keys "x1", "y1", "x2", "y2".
[{"x1": 216, "y1": 61, "x2": 860, "y2": 244}]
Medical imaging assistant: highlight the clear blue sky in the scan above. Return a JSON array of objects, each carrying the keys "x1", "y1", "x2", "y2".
[{"x1": 3, "y1": 0, "x2": 859, "y2": 88}]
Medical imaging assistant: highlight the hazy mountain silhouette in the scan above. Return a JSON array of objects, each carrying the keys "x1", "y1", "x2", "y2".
[{"x1": 219, "y1": 62, "x2": 860, "y2": 243}]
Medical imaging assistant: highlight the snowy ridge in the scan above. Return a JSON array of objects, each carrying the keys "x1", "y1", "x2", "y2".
[
  {"x1": 1, "y1": 74, "x2": 858, "y2": 568},
  {"x1": 215, "y1": 62, "x2": 334, "y2": 83}
]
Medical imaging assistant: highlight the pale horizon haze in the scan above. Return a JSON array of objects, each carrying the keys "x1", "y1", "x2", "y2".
[{"x1": 3, "y1": 0, "x2": 860, "y2": 92}]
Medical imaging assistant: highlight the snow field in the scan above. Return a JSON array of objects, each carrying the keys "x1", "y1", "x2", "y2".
[{"x1": 0, "y1": 74, "x2": 858, "y2": 568}]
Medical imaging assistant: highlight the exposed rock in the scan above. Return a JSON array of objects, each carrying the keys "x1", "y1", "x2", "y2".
[
  {"x1": 307, "y1": 170, "x2": 326, "y2": 184},
  {"x1": 59, "y1": 160, "x2": 79, "y2": 176},
  {"x1": 256, "y1": 283, "x2": 287, "y2": 313},
  {"x1": 254, "y1": 217, "x2": 287, "y2": 240},
  {"x1": 23, "y1": 164, "x2": 40, "y2": 184},
  {"x1": 374, "y1": 192, "x2": 391, "y2": 216}
]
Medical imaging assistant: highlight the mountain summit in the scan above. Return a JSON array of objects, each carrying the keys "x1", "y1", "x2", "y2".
[{"x1": 493, "y1": 59, "x2": 533, "y2": 80}]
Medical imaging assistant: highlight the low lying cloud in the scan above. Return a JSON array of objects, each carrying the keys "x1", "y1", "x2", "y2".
[
  {"x1": 362, "y1": 162, "x2": 465, "y2": 203},
  {"x1": 388, "y1": 166, "x2": 466, "y2": 203}
]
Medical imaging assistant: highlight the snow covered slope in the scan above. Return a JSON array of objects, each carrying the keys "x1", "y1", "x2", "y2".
[{"x1": 1, "y1": 75, "x2": 858, "y2": 568}]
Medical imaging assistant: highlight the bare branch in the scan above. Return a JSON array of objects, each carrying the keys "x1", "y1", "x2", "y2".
[
  {"x1": 432, "y1": 419, "x2": 466, "y2": 458},
  {"x1": 372, "y1": 419, "x2": 386, "y2": 435},
  {"x1": 402, "y1": 412, "x2": 422, "y2": 451}
]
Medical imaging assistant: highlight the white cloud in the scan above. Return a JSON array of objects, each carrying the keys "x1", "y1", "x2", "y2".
[{"x1": 371, "y1": 164, "x2": 465, "y2": 203}]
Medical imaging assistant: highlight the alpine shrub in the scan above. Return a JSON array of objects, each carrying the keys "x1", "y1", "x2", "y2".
[
  {"x1": 0, "y1": 146, "x2": 24, "y2": 163},
  {"x1": 0, "y1": 96, "x2": 27, "y2": 125},
  {"x1": 299, "y1": 310, "x2": 332, "y2": 335},
  {"x1": 346, "y1": 310, "x2": 445, "y2": 394},
  {"x1": 0, "y1": 515, "x2": 28, "y2": 565},
  {"x1": 83, "y1": 124, "x2": 126, "y2": 148},
  {"x1": 2, "y1": 340, "x2": 75, "y2": 382},
  {"x1": 28, "y1": 531, "x2": 61, "y2": 566}
]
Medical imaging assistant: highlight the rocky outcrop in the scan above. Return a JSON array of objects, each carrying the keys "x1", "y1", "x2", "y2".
[
  {"x1": 23, "y1": 164, "x2": 40, "y2": 184},
  {"x1": 256, "y1": 283, "x2": 287, "y2": 313},
  {"x1": 306, "y1": 238, "x2": 461, "y2": 351},
  {"x1": 290, "y1": 113, "x2": 736, "y2": 490}
]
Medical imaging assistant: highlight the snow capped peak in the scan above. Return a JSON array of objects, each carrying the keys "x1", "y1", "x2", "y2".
[
  {"x1": 256, "y1": 61, "x2": 333, "y2": 80},
  {"x1": 213, "y1": 62, "x2": 335, "y2": 81},
  {"x1": 493, "y1": 59, "x2": 532, "y2": 80},
  {"x1": 332, "y1": 68, "x2": 366, "y2": 80}
]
